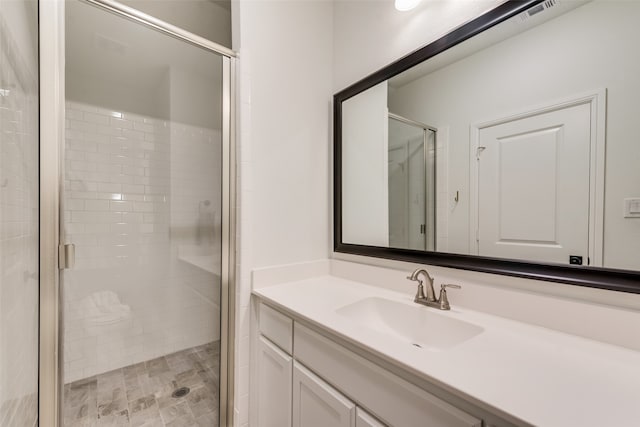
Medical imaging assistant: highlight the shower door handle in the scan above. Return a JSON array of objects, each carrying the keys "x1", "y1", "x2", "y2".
[{"x1": 59, "y1": 243, "x2": 75, "y2": 270}]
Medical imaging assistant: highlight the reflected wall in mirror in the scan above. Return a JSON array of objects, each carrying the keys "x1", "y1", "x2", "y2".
[
  {"x1": 342, "y1": 80, "x2": 437, "y2": 251},
  {"x1": 335, "y1": 0, "x2": 640, "y2": 289}
]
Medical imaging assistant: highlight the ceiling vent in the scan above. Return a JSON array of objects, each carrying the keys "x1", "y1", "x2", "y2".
[{"x1": 518, "y1": 0, "x2": 559, "y2": 22}]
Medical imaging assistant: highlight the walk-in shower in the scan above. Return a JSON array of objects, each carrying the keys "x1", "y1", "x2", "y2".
[{"x1": 40, "y1": 1, "x2": 235, "y2": 425}]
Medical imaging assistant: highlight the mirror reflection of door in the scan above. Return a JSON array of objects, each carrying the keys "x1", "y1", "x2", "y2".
[
  {"x1": 475, "y1": 100, "x2": 599, "y2": 265},
  {"x1": 388, "y1": 115, "x2": 436, "y2": 251}
]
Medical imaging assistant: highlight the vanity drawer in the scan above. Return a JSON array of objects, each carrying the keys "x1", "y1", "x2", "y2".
[
  {"x1": 259, "y1": 302, "x2": 293, "y2": 354},
  {"x1": 294, "y1": 323, "x2": 481, "y2": 427}
]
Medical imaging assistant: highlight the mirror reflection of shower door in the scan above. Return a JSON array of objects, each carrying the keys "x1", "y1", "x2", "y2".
[
  {"x1": 388, "y1": 115, "x2": 436, "y2": 251},
  {"x1": 61, "y1": 2, "x2": 229, "y2": 426}
]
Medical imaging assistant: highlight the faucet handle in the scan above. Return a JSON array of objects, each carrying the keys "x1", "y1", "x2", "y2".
[
  {"x1": 438, "y1": 284, "x2": 461, "y2": 310},
  {"x1": 407, "y1": 276, "x2": 426, "y2": 302}
]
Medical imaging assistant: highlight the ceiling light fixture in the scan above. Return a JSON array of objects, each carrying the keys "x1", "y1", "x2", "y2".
[{"x1": 395, "y1": 0, "x2": 421, "y2": 11}]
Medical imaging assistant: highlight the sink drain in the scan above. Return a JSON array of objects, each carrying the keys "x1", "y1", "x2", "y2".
[
  {"x1": 172, "y1": 387, "x2": 190, "y2": 398},
  {"x1": 412, "y1": 343, "x2": 423, "y2": 349}
]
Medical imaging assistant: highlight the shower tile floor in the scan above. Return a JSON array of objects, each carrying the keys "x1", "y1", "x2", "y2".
[{"x1": 63, "y1": 342, "x2": 219, "y2": 427}]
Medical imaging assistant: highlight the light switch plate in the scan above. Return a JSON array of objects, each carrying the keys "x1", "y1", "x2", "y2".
[{"x1": 624, "y1": 198, "x2": 640, "y2": 218}]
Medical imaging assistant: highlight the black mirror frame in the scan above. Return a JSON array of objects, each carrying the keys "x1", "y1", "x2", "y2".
[{"x1": 333, "y1": 0, "x2": 640, "y2": 294}]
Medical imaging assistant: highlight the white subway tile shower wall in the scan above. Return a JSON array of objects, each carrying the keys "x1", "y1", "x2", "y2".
[
  {"x1": 63, "y1": 101, "x2": 222, "y2": 383},
  {"x1": 0, "y1": 11, "x2": 39, "y2": 427}
]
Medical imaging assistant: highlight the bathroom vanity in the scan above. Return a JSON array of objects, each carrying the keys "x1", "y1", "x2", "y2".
[
  {"x1": 251, "y1": 270, "x2": 640, "y2": 427},
  {"x1": 255, "y1": 301, "x2": 488, "y2": 427},
  {"x1": 248, "y1": 0, "x2": 640, "y2": 425}
]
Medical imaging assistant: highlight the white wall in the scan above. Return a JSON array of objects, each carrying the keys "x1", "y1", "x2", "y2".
[
  {"x1": 169, "y1": 66, "x2": 223, "y2": 129},
  {"x1": 239, "y1": 2, "x2": 332, "y2": 270},
  {"x1": 388, "y1": 0, "x2": 640, "y2": 268},
  {"x1": 342, "y1": 81, "x2": 389, "y2": 246},
  {"x1": 119, "y1": 0, "x2": 232, "y2": 48},
  {"x1": 333, "y1": 0, "x2": 504, "y2": 92},
  {"x1": 66, "y1": 71, "x2": 169, "y2": 121},
  {"x1": 233, "y1": 0, "x2": 333, "y2": 425}
]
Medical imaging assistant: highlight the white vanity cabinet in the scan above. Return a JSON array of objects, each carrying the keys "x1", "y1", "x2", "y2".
[
  {"x1": 256, "y1": 301, "x2": 487, "y2": 427},
  {"x1": 257, "y1": 336, "x2": 292, "y2": 427},
  {"x1": 356, "y1": 408, "x2": 386, "y2": 427},
  {"x1": 257, "y1": 304, "x2": 294, "y2": 427},
  {"x1": 294, "y1": 322, "x2": 481, "y2": 427},
  {"x1": 293, "y1": 361, "x2": 356, "y2": 427}
]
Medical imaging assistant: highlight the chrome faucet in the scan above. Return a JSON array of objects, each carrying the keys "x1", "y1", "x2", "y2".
[
  {"x1": 407, "y1": 268, "x2": 437, "y2": 302},
  {"x1": 407, "y1": 268, "x2": 461, "y2": 310}
]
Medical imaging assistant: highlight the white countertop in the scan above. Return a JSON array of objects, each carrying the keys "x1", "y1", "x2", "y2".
[{"x1": 254, "y1": 275, "x2": 640, "y2": 427}]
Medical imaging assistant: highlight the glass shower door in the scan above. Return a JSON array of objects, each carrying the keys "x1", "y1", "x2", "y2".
[
  {"x1": 0, "y1": 2, "x2": 39, "y2": 425},
  {"x1": 388, "y1": 116, "x2": 428, "y2": 250},
  {"x1": 388, "y1": 115, "x2": 436, "y2": 252},
  {"x1": 61, "y1": 2, "x2": 227, "y2": 425}
]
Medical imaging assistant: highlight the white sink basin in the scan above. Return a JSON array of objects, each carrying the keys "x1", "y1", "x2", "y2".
[{"x1": 336, "y1": 297, "x2": 483, "y2": 352}]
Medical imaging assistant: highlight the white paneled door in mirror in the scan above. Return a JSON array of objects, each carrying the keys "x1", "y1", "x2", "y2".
[
  {"x1": 0, "y1": 1, "x2": 39, "y2": 425},
  {"x1": 474, "y1": 99, "x2": 598, "y2": 266},
  {"x1": 62, "y1": 2, "x2": 224, "y2": 425}
]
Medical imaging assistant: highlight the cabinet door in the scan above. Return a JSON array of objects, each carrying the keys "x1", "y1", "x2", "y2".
[
  {"x1": 295, "y1": 323, "x2": 482, "y2": 427},
  {"x1": 356, "y1": 408, "x2": 386, "y2": 427},
  {"x1": 293, "y1": 361, "x2": 356, "y2": 427},
  {"x1": 258, "y1": 336, "x2": 293, "y2": 427}
]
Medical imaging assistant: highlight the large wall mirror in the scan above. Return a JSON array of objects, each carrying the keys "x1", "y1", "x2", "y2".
[{"x1": 334, "y1": 0, "x2": 640, "y2": 293}]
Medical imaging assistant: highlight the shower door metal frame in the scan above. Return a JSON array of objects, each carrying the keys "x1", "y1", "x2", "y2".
[
  {"x1": 39, "y1": 2, "x2": 237, "y2": 426},
  {"x1": 40, "y1": 1, "x2": 65, "y2": 425},
  {"x1": 387, "y1": 113, "x2": 437, "y2": 252}
]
